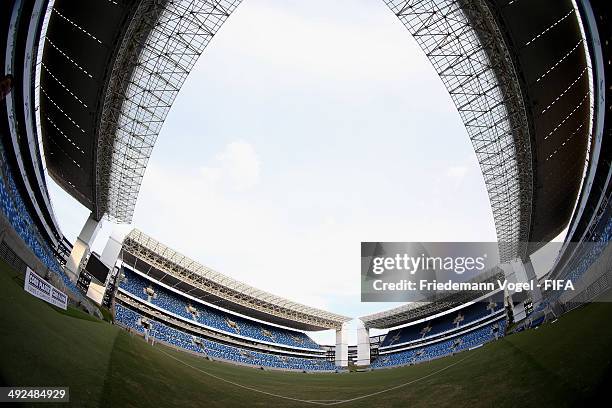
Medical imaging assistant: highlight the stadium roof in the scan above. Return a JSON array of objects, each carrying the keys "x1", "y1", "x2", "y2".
[
  {"x1": 39, "y1": 0, "x2": 241, "y2": 223},
  {"x1": 387, "y1": 0, "x2": 593, "y2": 260},
  {"x1": 38, "y1": 0, "x2": 593, "y2": 261},
  {"x1": 485, "y1": 0, "x2": 594, "y2": 254},
  {"x1": 121, "y1": 229, "x2": 351, "y2": 331},
  {"x1": 547, "y1": 0, "x2": 611, "y2": 283}
]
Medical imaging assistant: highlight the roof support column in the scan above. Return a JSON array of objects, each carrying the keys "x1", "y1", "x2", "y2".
[
  {"x1": 523, "y1": 256, "x2": 542, "y2": 306},
  {"x1": 100, "y1": 229, "x2": 123, "y2": 272},
  {"x1": 65, "y1": 213, "x2": 102, "y2": 282},
  {"x1": 502, "y1": 258, "x2": 541, "y2": 322},
  {"x1": 356, "y1": 320, "x2": 370, "y2": 366},
  {"x1": 335, "y1": 322, "x2": 349, "y2": 368}
]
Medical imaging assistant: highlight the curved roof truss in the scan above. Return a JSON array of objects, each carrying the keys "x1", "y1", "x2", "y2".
[
  {"x1": 386, "y1": 0, "x2": 533, "y2": 262},
  {"x1": 96, "y1": 0, "x2": 243, "y2": 222}
]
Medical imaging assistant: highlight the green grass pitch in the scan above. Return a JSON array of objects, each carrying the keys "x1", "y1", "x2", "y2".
[{"x1": 1, "y1": 260, "x2": 611, "y2": 407}]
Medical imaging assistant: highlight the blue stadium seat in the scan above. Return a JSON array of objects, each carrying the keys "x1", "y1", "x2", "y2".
[{"x1": 0, "y1": 148, "x2": 80, "y2": 296}]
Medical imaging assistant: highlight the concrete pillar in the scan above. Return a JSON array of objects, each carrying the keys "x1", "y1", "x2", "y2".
[
  {"x1": 501, "y1": 257, "x2": 541, "y2": 322},
  {"x1": 356, "y1": 320, "x2": 370, "y2": 366},
  {"x1": 100, "y1": 229, "x2": 123, "y2": 272},
  {"x1": 65, "y1": 213, "x2": 102, "y2": 282},
  {"x1": 335, "y1": 323, "x2": 349, "y2": 367},
  {"x1": 502, "y1": 260, "x2": 524, "y2": 287},
  {"x1": 523, "y1": 257, "x2": 542, "y2": 306}
]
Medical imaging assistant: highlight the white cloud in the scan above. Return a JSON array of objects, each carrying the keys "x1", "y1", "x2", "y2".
[
  {"x1": 199, "y1": 141, "x2": 261, "y2": 191},
  {"x1": 446, "y1": 165, "x2": 469, "y2": 189},
  {"x1": 447, "y1": 165, "x2": 468, "y2": 180}
]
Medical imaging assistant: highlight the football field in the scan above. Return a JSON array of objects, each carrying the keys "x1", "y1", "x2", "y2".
[{"x1": 1, "y1": 261, "x2": 611, "y2": 407}]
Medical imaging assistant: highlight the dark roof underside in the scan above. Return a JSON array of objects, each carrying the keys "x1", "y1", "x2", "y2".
[
  {"x1": 488, "y1": 0, "x2": 591, "y2": 250},
  {"x1": 40, "y1": 0, "x2": 137, "y2": 212}
]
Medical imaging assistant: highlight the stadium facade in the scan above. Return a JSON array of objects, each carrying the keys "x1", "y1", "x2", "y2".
[{"x1": 0, "y1": 0, "x2": 610, "y2": 371}]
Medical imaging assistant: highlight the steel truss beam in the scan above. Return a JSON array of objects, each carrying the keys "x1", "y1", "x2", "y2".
[
  {"x1": 96, "y1": 0, "x2": 243, "y2": 223},
  {"x1": 385, "y1": 0, "x2": 534, "y2": 262}
]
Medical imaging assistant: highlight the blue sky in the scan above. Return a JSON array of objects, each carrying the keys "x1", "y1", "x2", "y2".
[{"x1": 48, "y1": 0, "x2": 502, "y2": 341}]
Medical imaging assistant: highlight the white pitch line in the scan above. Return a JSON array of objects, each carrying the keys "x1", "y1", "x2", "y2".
[
  {"x1": 306, "y1": 401, "x2": 344, "y2": 404},
  {"x1": 324, "y1": 354, "x2": 473, "y2": 406},
  {"x1": 159, "y1": 348, "x2": 472, "y2": 406}
]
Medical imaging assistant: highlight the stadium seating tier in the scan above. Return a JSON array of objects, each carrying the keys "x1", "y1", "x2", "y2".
[{"x1": 114, "y1": 303, "x2": 335, "y2": 372}]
